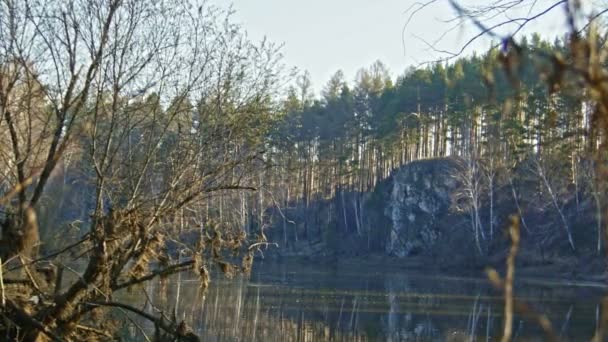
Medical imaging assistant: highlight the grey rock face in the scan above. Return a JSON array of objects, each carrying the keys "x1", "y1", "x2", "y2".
[{"x1": 385, "y1": 158, "x2": 461, "y2": 257}]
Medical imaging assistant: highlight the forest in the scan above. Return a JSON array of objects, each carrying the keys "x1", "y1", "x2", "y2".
[
  {"x1": 1, "y1": 0, "x2": 608, "y2": 340},
  {"x1": 249, "y1": 33, "x2": 604, "y2": 258}
]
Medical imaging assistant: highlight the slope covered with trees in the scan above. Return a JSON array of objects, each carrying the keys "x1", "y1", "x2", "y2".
[
  {"x1": 258, "y1": 33, "x2": 606, "y2": 259},
  {"x1": 1, "y1": 0, "x2": 607, "y2": 339}
]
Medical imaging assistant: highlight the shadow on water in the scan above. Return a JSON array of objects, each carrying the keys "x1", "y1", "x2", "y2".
[{"x1": 118, "y1": 259, "x2": 605, "y2": 341}]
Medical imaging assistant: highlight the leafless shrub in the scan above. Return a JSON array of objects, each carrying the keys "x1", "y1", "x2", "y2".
[{"x1": 0, "y1": 0, "x2": 285, "y2": 339}]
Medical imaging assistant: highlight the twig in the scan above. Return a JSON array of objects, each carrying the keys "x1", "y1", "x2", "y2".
[
  {"x1": 113, "y1": 260, "x2": 195, "y2": 290},
  {"x1": 125, "y1": 314, "x2": 152, "y2": 342},
  {"x1": 247, "y1": 242, "x2": 279, "y2": 251},
  {"x1": 54, "y1": 265, "x2": 64, "y2": 298},
  {"x1": 263, "y1": 189, "x2": 296, "y2": 225},
  {"x1": 401, "y1": 0, "x2": 440, "y2": 56},
  {"x1": 502, "y1": 214, "x2": 520, "y2": 342},
  {"x1": 486, "y1": 268, "x2": 557, "y2": 341},
  {"x1": 86, "y1": 301, "x2": 192, "y2": 339},
  {"x1": 0, "y1": 258, "x2": 5, "y2": 306},
  {"x1": 19, "y1": 257, "x2": 42, "y2": 296},
  {"x1": 592, "y1": 297, "x2": 608, "y2": 342},
  {"x1": 0, "y1": 176, "x2": 35, "y2": 206},
  {"x1": 486, "y1": 216, "x2": 556, "y2": 341},
  {"x1": 1, "y1": 278, "x2": 32, "y2": 285},
  {"x1": 4, "y1": 299, "x2": 62, "y2": 341},
  {"x1": 7, "y1": 234, "x2": 90, "y2": 272},
  {"x1": 420, "y1": 0, "x2": 568, "y2": 61},
  {"x1": 579, "y1": 8, "x2": 608, "y2": 34},
  {"x1": 75, "y1": 324, "x2": 114, "y2": 339},
  {"x1": 60, "y1": 263, "x2": 110, "y2": 298}
]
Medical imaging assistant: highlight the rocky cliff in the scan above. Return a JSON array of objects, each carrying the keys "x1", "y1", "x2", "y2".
[
  {"x1": 385, "y1": 158, "x2": 461, "y2": 257},
  {"x1": 268, "y1": 157, "x2": 605, "y2": 275}
]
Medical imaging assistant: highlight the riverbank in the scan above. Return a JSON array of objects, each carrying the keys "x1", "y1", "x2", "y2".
[
  {"x1": 263, "y1": 157, "x2": 607, "y2": 284},
  {"x1": 263, "y1": 250, "x2": 608, "y2": 287}
]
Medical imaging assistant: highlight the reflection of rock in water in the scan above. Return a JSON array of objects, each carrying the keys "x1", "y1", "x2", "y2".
[
  {"x1": 116, "y1": 262, "x2": 604, "y2": 341},
  {"x1": 386, "y1": 288, "x2": 399, "y2": 341},
  {"x1": 384, "y1": 273, "x2": 439, "y2": 341},
  {"x1": 384, "y1": 272, "x2": 403, "y2": 341}
]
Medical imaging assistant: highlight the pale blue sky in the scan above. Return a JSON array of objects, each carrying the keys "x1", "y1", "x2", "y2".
[{"x1": 214, "y1": 0, "x2": 570, "y2": 92}]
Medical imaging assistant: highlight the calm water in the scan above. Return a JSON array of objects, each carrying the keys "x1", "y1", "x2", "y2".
[{"x1": 120, "y1": 259, "x2": 606, "y2": 341}]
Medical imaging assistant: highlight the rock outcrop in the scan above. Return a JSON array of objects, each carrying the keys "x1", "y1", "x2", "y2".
[
  {"x1": 267, "y1": 156, "x2": 606, "y2": 275},
  {"x1": 385, "y1": 158, "x2": 462, "y2": 257}
]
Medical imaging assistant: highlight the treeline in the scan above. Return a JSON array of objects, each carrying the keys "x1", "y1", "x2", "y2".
[
  {"x1": 253, "y1": 33, "x2": 602, "y2": 250},
  {"x1": 29, "y1": 33, "x2": 601, "y2": 254}
]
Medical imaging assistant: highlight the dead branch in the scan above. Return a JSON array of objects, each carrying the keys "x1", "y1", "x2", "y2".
[
  {"x1": 86, "y1": 301, "x2": 199, "y2": 341},
  {"x1": 486, "y1": 268, "x2": 558, "y2": 341},
  {"x1": 3, "y1": 299, "x2": 62, "y2": 342},
  {"x1": 113, "y1": 260, "x2": 195, "y2": 291}
]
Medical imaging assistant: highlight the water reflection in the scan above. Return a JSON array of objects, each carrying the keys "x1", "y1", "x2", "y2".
[{"x1": 120, "y1": 260, "x2": 604, "y2": 341}]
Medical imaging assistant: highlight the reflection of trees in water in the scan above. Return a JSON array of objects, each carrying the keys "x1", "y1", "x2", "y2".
[
  {"x1": 120, "y1": 274, "x2": 367, "y2": 341},
  {"x1": 191, "y1": 277, "x2": 368, "y2": 341},
  {"x1": 379, "y1": 272, "x2": 600, "y2": 341},
  {"x1": 116, "y1": 268, "x2": 603, "y2": 341}
]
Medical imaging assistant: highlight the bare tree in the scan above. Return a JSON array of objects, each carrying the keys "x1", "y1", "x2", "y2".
[
  {"x1": 580, "y1": 159, "x2": 604, "y2": 255},
  {"x1": 482, "y1": 150, "x2": 499, "y2": 241},
  {"x1": 405, "y1": 0, "x2": 605, "y2": 62},
  {"x1": 530, "y1": 154, "x2": 576, "y2": 251},
  {"x1": 453, "y1": 153, "x2": 486, "y2": 254},
  {"x1": 0, "y1": 0, "x2": 285, "y2": 339}
]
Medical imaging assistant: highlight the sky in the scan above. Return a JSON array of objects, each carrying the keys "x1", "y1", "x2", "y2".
[{"x1": 213, "y1": 0, "x2": 572, "y2": 93}]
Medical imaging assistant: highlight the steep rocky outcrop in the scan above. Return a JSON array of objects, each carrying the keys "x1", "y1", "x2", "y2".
[
  {"x1": 385, "y1": 158, "x2": 462, "y2": 257},
  {"x1": 267, "y1": 157, "x2": 606, "y2": 275}
]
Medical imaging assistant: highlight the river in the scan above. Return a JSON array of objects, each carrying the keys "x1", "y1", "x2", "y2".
[{"x1": 119, "y1": 259, "x2": 605, "y2": 341}]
